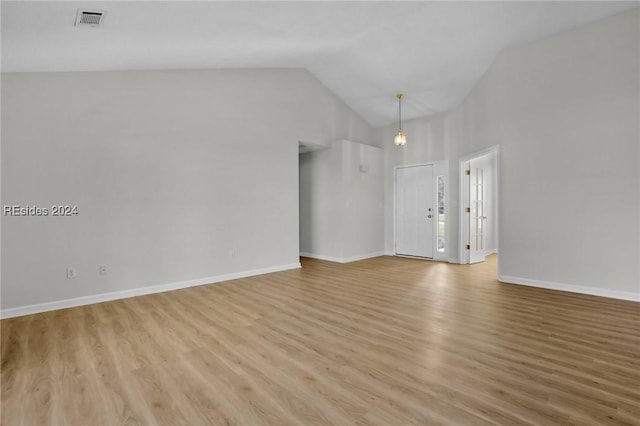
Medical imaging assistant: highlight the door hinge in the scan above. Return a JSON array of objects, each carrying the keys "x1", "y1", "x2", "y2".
[
  {"x1": 465, "y1": 170, "x2": 471, "y2": 175},
  {"x1": 466, "y1": 244, "x2": 470, "y2": 250},
  {"x1": 465, "y1": 207, "x2": 471, "y2": 213}
]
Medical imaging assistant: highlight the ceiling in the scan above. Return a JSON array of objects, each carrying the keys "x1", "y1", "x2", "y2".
[{"x1": 2, "y1": 1, "x2": 637, "y2": 127}]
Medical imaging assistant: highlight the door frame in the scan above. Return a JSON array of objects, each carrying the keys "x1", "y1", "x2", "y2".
[
  {"x1": 393, "y1": 161, "x2": 449, "y2": 262},
  {"x1": 458, "y1": 145, "x2": 500, "y2": 266}
]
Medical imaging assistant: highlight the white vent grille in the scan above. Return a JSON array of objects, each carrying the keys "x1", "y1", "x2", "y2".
[{"x1": 75, "y1": 9, "x2": 106, "y2": 27}]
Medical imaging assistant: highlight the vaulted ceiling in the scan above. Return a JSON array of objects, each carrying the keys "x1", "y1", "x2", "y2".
[{"x1": 2, "y1": 1, "x2": 637, "y2": 126}]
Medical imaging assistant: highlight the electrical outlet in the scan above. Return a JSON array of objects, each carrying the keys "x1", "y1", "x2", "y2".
[
  {"x1": 99, "y1": 265, "x2": 107, "y2": 275},
  {"x1": 66, "y1": 267, "x2": 77, "y2": 279},
  {"x1": 229, "y1": 250, "x2": 237, "y2": 258}
]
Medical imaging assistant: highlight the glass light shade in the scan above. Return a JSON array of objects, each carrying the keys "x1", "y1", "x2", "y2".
[{"x1": 394, "y1": 130, "x2": 407, "y2": 147}]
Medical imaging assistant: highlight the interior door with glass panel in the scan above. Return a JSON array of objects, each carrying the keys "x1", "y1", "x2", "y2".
[
  {"x1": 395, "y1": 165, "x2": 434, "y2": 258},
  {"x1": 469, "y1": 165, "x2": 486, "y2": 264}
]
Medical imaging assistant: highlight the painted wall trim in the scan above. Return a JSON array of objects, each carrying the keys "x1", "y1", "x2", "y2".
[
  {"x1": 383, "y1": 251, "x2": 459, "y2": 264},
  {"x1": 499, "y1": 275, "x2": 640, "y2": 302},
  {"x1": 0, "y1": 262, "x2": 301, "y2": 319},
  {"x1": 300, "y1": 252, "x2": 386, "y2": 263}
]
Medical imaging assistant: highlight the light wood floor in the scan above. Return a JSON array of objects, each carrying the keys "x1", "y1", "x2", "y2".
[{"x1": 2, "y1": 255, "x2": 639, "y2": 425}]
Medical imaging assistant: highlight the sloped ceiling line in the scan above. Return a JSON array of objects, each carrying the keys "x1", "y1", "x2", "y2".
[{"x1": 2, "y1": 1, "x2": 636, "y2": 126}]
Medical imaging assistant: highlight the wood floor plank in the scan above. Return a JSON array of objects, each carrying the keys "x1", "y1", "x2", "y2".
[{"x1": 2, "y1": 255, "x2": 639, "y2": 425}]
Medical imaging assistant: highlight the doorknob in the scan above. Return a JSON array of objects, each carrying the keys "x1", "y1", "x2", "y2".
[{"x1": 428, "y1": 214, "x2": 432, "y2": 218}]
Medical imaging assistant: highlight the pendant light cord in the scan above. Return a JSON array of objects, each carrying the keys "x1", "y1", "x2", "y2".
[
  {"x1": 399, "y1": 97, "x2": 402, "y2": 130},
  {"x1": 397, "y1": 93, "x2": 403, "y2": 131}
]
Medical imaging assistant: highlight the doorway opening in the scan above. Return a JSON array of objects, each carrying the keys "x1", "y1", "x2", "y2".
[{"x1": 459, "y1": 146, "x2": 499, "y2": 267}]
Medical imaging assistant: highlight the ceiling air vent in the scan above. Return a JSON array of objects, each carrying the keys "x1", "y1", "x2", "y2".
[{"x1": 75, "y1": 9, "x2": 106, "y2": 27}]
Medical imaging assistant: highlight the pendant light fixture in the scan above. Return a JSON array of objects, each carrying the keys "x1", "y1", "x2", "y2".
[{"x1": 393, "y1": 93, "x2": 407, "y2": 147}]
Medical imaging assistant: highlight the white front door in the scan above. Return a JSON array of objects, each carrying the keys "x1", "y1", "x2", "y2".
[
  {"x1": 469, "y1": 163, "x2": 486, "y2": 264},
  {"x1": 395, "y1": 165, "x2": 434, "y2": 258}
]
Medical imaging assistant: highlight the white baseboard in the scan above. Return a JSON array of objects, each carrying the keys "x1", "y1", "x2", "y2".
[
  {"x1": 300, "y1": 252, "x2": 340, "y2": 262},
  {"x1": 381, "y1": 251, "x2": 459, "y2": 264},
  {"x1": 300, "y1": 251, "x2": 385, "y2": 263},
  {"x1": 499, "y1": 275, "x2": 640, "y2": 302},
  {"x1": 0, "y1": 262, "x2": 301, "y2": 320}
]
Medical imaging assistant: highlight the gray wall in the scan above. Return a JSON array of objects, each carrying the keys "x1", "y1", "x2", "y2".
[
  {"x1": 1, "y1": 69, "x2": 373, "y2": 312},
  {"x1": 379, "y1": 10, "x2": 639, "y2": 298},
  {"x1": 299, "y1": 139, "x2": 384, "y2": 261}
]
